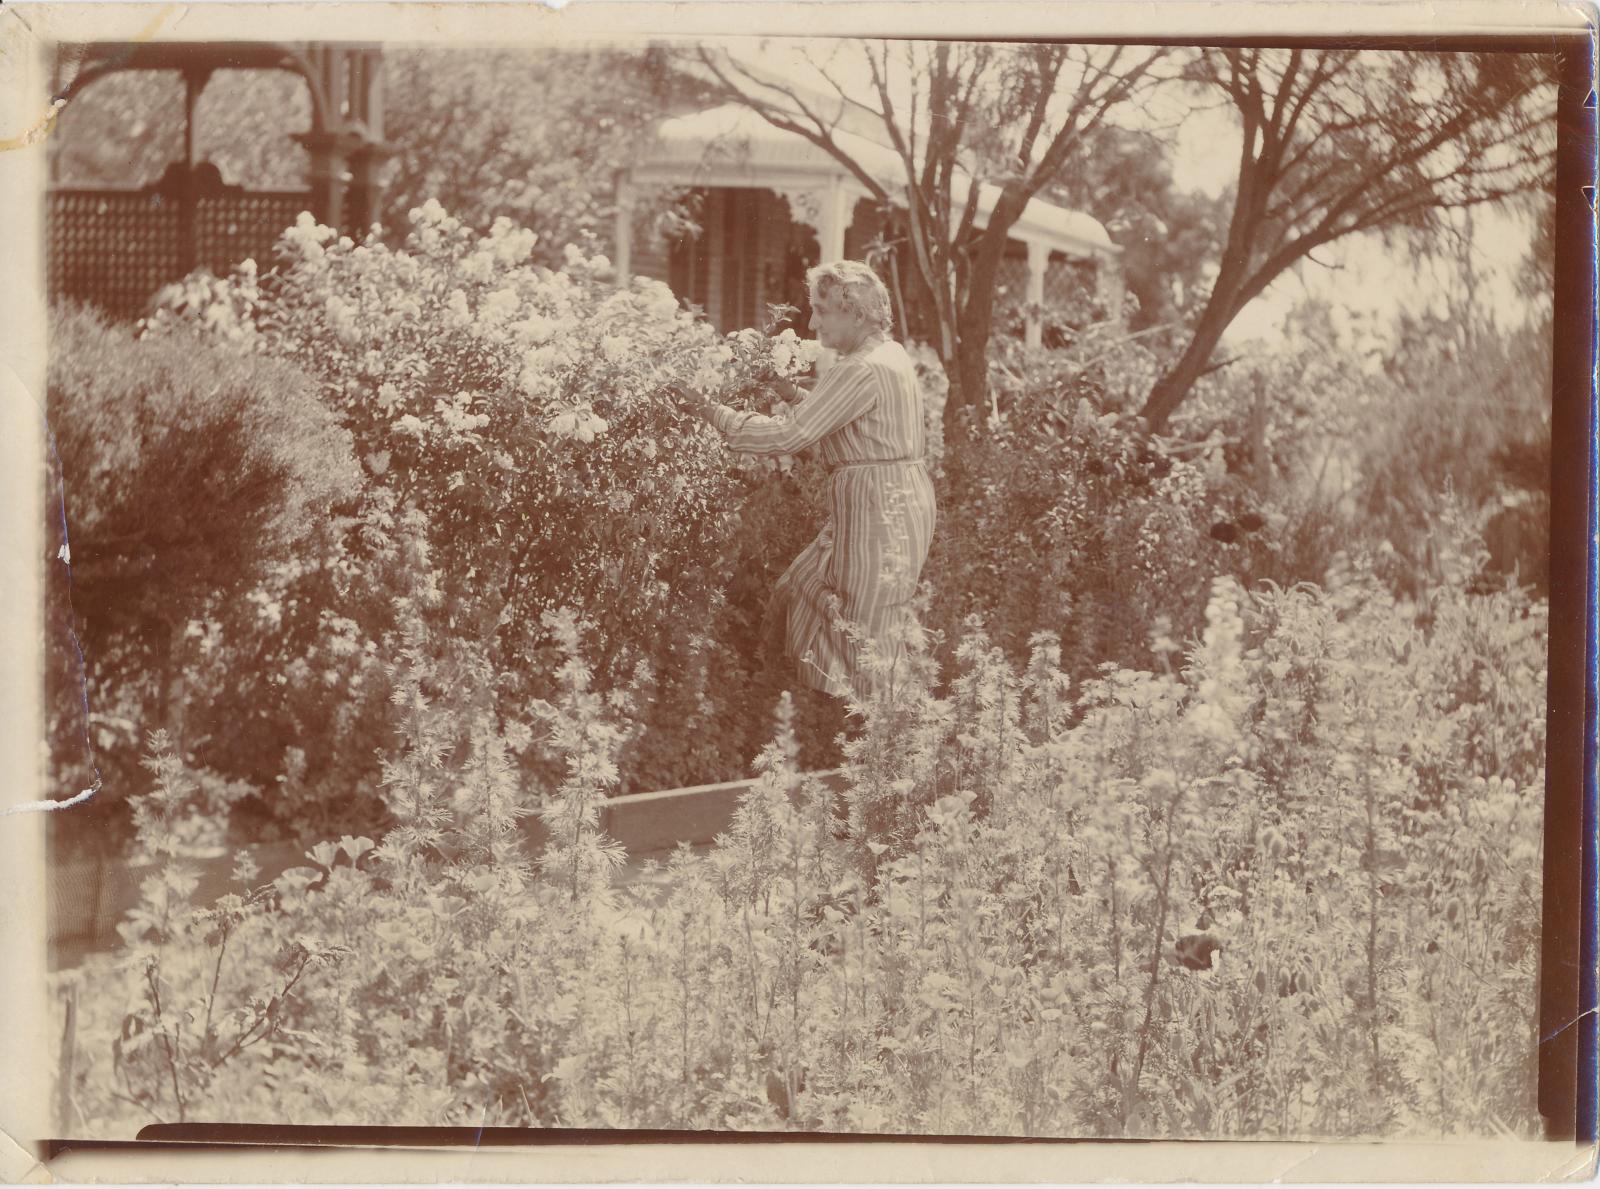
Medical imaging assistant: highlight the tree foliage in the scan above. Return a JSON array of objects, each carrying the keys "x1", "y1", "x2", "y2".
[
  {"x1": 50, "y1": 66, "x2": 310, "y2": 188},
  {"x1": 1142, "y1": 48, "x2": 1557, "y2": 430},
  {"x1": 379, "y1": 46, "x2": 709, "y2": 260},
  {"x1": 1043, "y1": 125, "x2": 1227, "y2": 348}
]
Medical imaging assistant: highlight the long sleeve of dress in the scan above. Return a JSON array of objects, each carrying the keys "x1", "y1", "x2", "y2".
[{"x1": 707, "y1": 360, "x2": 876, "y2": 456}]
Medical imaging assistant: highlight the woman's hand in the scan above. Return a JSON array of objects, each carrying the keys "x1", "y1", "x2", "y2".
[{"x1": 771, "y1": 376, "x2": 815, "y2": 403}]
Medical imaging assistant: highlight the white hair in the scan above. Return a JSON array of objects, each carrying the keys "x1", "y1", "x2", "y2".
[{"x1": 806, "y1": 260, "x2": 892, "y2": 334}]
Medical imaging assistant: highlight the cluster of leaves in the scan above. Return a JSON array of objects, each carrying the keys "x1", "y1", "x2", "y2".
[
  {"x1": 1351, "y1": 308, "x2": 1553, "y2": 598},
  {"x1": 991, "y1": 260, "x2": 1117, "y2": 353},
  {"x1": 1042, "y1": 124, "x2": 1226, "y2": 350},
  {"x1": 989, "y1": 318, "x2": 1165, "y2": 419},
  {"x1": 1165, "y1": 289, "x2": 1553, "y2": 602},
  {"x1": 55, "y1": 532, "x2": 1545, "y2": 1138}
]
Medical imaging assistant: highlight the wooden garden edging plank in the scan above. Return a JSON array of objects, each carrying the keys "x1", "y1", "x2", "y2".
[
  {"x1": 595, "y1": 767, "x2": 849, "y2": 858},
  {"x1": 48, "y1": 768, "x2": 853, "y2": 958}
]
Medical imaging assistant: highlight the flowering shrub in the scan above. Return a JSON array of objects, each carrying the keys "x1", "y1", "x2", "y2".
[
  {"x1": 692, "y1": 318, "x2": 822, "y2": 403},
  {"x1": 55, "y1": 531, "x2": 1545, "y2": 1138},
  {"x1": 688, "y1": 315, "x2": 823, "y2": 484},
  {"x1": 140, "y1": 204, "x2": 838, "y2": 821}
]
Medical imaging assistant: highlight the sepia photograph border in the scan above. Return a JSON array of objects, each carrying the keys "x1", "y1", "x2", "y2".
[{"x1": 1, "y1": 0, "x2": 1594, "y2": 1182}]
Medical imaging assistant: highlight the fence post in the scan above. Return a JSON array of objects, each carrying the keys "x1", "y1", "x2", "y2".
[
  {"x1": 55, "y1": 979, "x2": 78, "y2": 1132},
  {"x1": 1025, "y1": 241, "x2": 1049, "y2": 349}
]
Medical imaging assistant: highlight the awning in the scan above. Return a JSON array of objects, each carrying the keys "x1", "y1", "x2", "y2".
[{"x1": 633, "y1": 103, "x2": 1119, "y2": 261}]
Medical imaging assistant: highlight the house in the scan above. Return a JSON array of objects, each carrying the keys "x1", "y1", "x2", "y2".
[{"x1": 614, "y1": 102, "x2": 1124, "y2": 347}]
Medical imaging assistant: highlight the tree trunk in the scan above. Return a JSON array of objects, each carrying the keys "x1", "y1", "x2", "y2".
[
  {"x1": 941, "y1": 322, "x2": 1002, "y2": 451},
  {"x1": 939, "y1": 237, "x2": 1006, "y2": 450},
  {"x1": 942, "y1": 350, "x2": 984, "y2": 450},
  {"x1": 1246, "y1": 370, "x2": 1272, "y2": 497},
  {"x1": 1138, "y1": 295, "x2": 1239, "y2": 433}
]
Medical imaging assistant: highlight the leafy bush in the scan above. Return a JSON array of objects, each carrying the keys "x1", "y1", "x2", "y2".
[
  {"x1": 1352, "y1": 312, "x2": 1552, "y2": 597},
  {"x1": 1167, "y1": 299, "x2": 1552, "y2": 601},
  {"x1": 45, "y1": 302, "x2": 361, "y2": 852},
  {"x1": 922, "y1": 384, "x2": 1279, "y2": 691},
  {"x1": 54, "y1": 533, "x2": 1545, "y2": 1139}
]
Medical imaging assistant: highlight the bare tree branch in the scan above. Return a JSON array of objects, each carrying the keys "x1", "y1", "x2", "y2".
[{"x1": 1141, "y1": 47, "x2": 1554, "y2": 429}]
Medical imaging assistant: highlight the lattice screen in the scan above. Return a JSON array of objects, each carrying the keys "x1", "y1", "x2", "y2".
[
  {"x1": 993, "y1": 255, "x2": 1031, "y2": 332},
  {"x1": 196, "y1": 192, "x2": 306, "y2": 275},
  {"x1": 48, "y1": 190, "x2": 181, "y2": 321},
  {"x1": 48, "y1": 185, "x2": 309, "y2": 321},
  {"x1": 1042, "y1": 257, "x2": 1098, "y2": 313}
]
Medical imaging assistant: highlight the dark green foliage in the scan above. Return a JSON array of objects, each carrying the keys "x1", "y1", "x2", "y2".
[
  {"x1": 46, "y1": 302, "x2": 361, "y2": 850},
  {"x1": 921, "y1": 382, "x2": 1274, "y2": 690}
]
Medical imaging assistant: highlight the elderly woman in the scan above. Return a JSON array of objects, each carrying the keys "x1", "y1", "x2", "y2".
[{"x1": 675, "y1": 261, "x2": 937, "y2": 708}]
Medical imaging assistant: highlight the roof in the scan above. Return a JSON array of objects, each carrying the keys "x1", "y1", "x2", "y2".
[{"x1": 634, "y1": 103, "x2": 1118, "y2": 259}]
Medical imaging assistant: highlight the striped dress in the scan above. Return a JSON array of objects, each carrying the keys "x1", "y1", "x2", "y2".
[{"x1": 708, "y1": 336, "x2": 937, "y2": 703}]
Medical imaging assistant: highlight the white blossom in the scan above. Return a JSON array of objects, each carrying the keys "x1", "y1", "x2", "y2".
[
  {"x1": 283, "y1": 211, "x2": 336, "y2": 261},
  {"x1": 479, "y1": 286, "x2": 521, "y2": 326},
  {"x1": 410, "y1": 198, "x2": 448, "y2": 226},
  {"x1": 459, "y1": 251, "x2": 496, "y2": 284},
  {"x1": 514, "y1": 314, "x2": 557, "y2": 345}
]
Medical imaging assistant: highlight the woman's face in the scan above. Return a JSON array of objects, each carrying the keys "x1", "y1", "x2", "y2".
[{"x1": 809, "y1": 290, "x2": 867, "y2": 352}]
